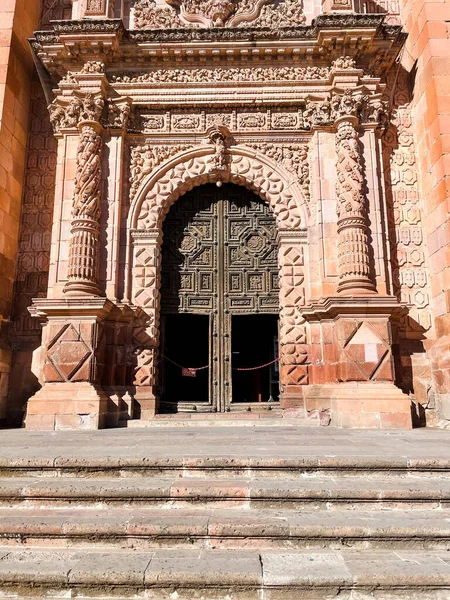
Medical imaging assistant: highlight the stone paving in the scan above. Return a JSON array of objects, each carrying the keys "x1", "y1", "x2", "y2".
[{"x1": 0, "y1": 425, "x2": 449, "y2": 465}]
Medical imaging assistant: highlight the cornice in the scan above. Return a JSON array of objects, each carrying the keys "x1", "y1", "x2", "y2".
[{"x1": 31, "y1": 14, "x2": 405, "y2": 79}]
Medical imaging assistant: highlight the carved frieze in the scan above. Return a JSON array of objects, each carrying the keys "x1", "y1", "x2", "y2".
[
  {"x1": 111, "y1": 65, "x2": 332, "y2": 85},
  {"x1": 133, "y1": 0, "x2": 305, "y2": 29}
]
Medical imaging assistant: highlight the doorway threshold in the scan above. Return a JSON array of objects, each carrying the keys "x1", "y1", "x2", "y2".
[{"x1": 127, "y1": 410, "x2": 319, "y2": 429}]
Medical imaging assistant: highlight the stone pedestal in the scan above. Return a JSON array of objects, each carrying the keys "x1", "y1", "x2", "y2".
[
  {"x1": 303, "y1": 297, "x2": 413, "y2": 429},
  {"x1": 24, "y1": 298, "x2": 114, "y2": 431}
]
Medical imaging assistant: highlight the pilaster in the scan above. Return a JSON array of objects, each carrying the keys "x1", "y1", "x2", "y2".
[{"x1": 302, "y1": 90, "x2": 412, "y2": 429}]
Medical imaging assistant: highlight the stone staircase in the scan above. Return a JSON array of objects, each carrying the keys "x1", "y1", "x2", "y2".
[{"x1": 0, "y1": 427, "x2": 449, "y2": 598}]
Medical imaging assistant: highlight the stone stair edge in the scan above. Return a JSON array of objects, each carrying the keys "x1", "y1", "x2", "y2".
[
  {"x1": 0, "y1": 475, "x2": 450, "y2": 501},
  {"x1": 1, "y1": 456, "x2": 449, "y2": 471},
  {"x1": 0, "y1": 508, "x2": 449, "y2": 539},
  {"x1": 0, "y1": 548, "x2": 449, "y2": 591}
]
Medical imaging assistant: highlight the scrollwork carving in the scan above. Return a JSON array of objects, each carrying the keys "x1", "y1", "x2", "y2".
[
  {"x1": 331, "y1": 56, "x2": 357, "y2": 70},
  {"x1": 72, "y1": 126, "x2": 103, "y2": 220},
  {"x1": 79, "y1": 61, "x2": 105, "y2": 74},
  {"x1": 133, "y1": 0, "x2": 305, "y2": 28}
]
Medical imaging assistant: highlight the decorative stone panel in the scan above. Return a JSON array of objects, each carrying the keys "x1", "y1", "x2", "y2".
[{"x1": 134, "y1": 150, "x2": 305, "y2": 231}]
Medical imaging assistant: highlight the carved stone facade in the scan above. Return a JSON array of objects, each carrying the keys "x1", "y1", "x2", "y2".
[{"x1": 2, "y1": 0, "x2": 448, "y2": 429}]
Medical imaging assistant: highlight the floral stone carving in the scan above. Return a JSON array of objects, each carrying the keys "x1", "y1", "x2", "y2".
[{"x1": 133, "y1": 0, "x2": 305, "y2": 28}]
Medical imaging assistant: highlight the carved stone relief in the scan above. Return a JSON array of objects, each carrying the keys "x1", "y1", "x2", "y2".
[
  {"x1": 334, "y1": 114, "x2": 375, "y2": 294},
  {"x1": 111, "y1": 65, "x2": 332, "y2": 85},
  {"x1": 40, "y1": 0, "x2": 72, "y2": 29},
  {"x1": 133, "y1": 0, "x2": 305, "y2": 29},
  {"x1": 135, "y1": 152, "x2": 304, "y2": 231},
  {"x1": 49, "y1": 93, "x2": 105, "y2": 134},
  {"x1": 10, "y1": 82, "x2": 56, "y2": 342},
  {"x1": 245, "y1": 143, "x2": 310, "y2": 203},
  {"x1": 278, "y1": 245, "x2": 308, "y2": 386},
  {"x1": 129, "y1": 144, "x2": 195, "y2": 204},
  {"x1": 383, "y1": 69, "x2": 432, "y2": 335},
  {"x1": 65, "y1": 124, "x2": 104, "y2": 296}
]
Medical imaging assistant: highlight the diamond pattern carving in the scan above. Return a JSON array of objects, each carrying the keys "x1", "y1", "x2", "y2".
[{"x1": 46, "y1": 324, "x2": 92, "y2": 382}]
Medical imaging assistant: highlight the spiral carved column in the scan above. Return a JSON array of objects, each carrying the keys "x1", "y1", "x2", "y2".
[
  {"x1": 335, "y1": 115, "x2": 376, "y2": 295},
  {"x1": 64, "y1": 121, "x2": 103, "y2": 296}
]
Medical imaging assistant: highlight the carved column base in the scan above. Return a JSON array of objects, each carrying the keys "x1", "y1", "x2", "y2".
[
  {"x1": 64, "y1": 217, "x2": 102, "y2": 297},
  {"x1": 24, "y1": 383, "x2": 109, "y2": 431},
  {"x1": 302, "y1": 296, "x2": 412, "y2": 429},
  {"x1": 24, "y1": 298, "x2": 115, "y2": 431},
  {"x1": 337, "y1": 278, "x2": 377, "y2": 296}
]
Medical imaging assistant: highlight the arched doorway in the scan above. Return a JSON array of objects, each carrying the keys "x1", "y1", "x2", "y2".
[{"x1": 160, "y1": 183, "x2": 280, "y2": 413}]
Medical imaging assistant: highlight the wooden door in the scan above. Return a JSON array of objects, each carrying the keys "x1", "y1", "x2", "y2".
[{"x1": 161, "y1": 183, "x2": 279, "y2": 411}]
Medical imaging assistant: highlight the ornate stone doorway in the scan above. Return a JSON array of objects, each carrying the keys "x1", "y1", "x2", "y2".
[{"x1": 160, "y1": 183, "x2": 279, "y2": 412}]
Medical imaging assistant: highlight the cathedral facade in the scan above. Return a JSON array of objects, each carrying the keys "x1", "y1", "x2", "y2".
[{"x1": 0, "y1": 0, "x2": 449, "y2": 429}]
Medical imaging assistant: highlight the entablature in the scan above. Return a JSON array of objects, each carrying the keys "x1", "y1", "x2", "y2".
[{"x1": 31, "y1": 14, "x2": 405, "y2": 83}]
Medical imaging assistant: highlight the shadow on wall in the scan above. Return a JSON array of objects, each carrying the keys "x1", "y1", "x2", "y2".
[{"x1": 381, "y1": 62, "x2": 432, "y2": 428}]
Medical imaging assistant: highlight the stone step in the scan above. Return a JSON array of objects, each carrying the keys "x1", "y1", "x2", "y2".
[
  {"x1": 0, "y1": 476, "x2": 449, "y2": 509},
  {"x1": 0, "y1": 508, "x2": 449, "y2": 550},
  {"x1": 0, "y1": 547, "x2": 448, "y2": 599},
  {"x1": 127, "y1": 415, "x2": 320, "y2": 428},
  {"x1": 2, "y1": 456, "x2": 450, "y2": 478}
]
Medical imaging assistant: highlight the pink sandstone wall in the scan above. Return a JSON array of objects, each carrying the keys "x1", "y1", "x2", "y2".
[
  {"x1": 400, "y1": 0, "x2": 450, "y2": 420},
  {"x1": 0, "y1": 0, "x2": 41, "y2": 420}
]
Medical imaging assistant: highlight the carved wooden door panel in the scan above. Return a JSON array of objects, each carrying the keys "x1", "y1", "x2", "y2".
[{"x1": 161, "y1": 183, "x2": 278, "y2": 412}]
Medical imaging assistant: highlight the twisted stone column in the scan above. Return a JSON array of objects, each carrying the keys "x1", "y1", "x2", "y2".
[
  {"x1": 64, "y1": 121, "x2": 103, "y2": 296},
  {"x1": 335, "y1": 115, "x2": 376, "y2": 295}
]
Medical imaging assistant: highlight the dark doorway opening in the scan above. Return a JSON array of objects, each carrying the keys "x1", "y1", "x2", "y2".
[
  {"x1": 231, "y1": 314, "x2": 279, "y2": 404},
  {"x1": 161, "y1": 314, "x2": 210, "y2": 410}
]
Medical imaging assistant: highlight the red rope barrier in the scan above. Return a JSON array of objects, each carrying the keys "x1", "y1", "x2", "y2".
[
  {"x1": 162, "y1": 355, "x2": 209, "y2": 371},
  {"x1": 233, "y1": 357, "x2": 280, "y2": 371},
  {"x1": 163, "y1": 355, "x2": 280, "y2": 372}
]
